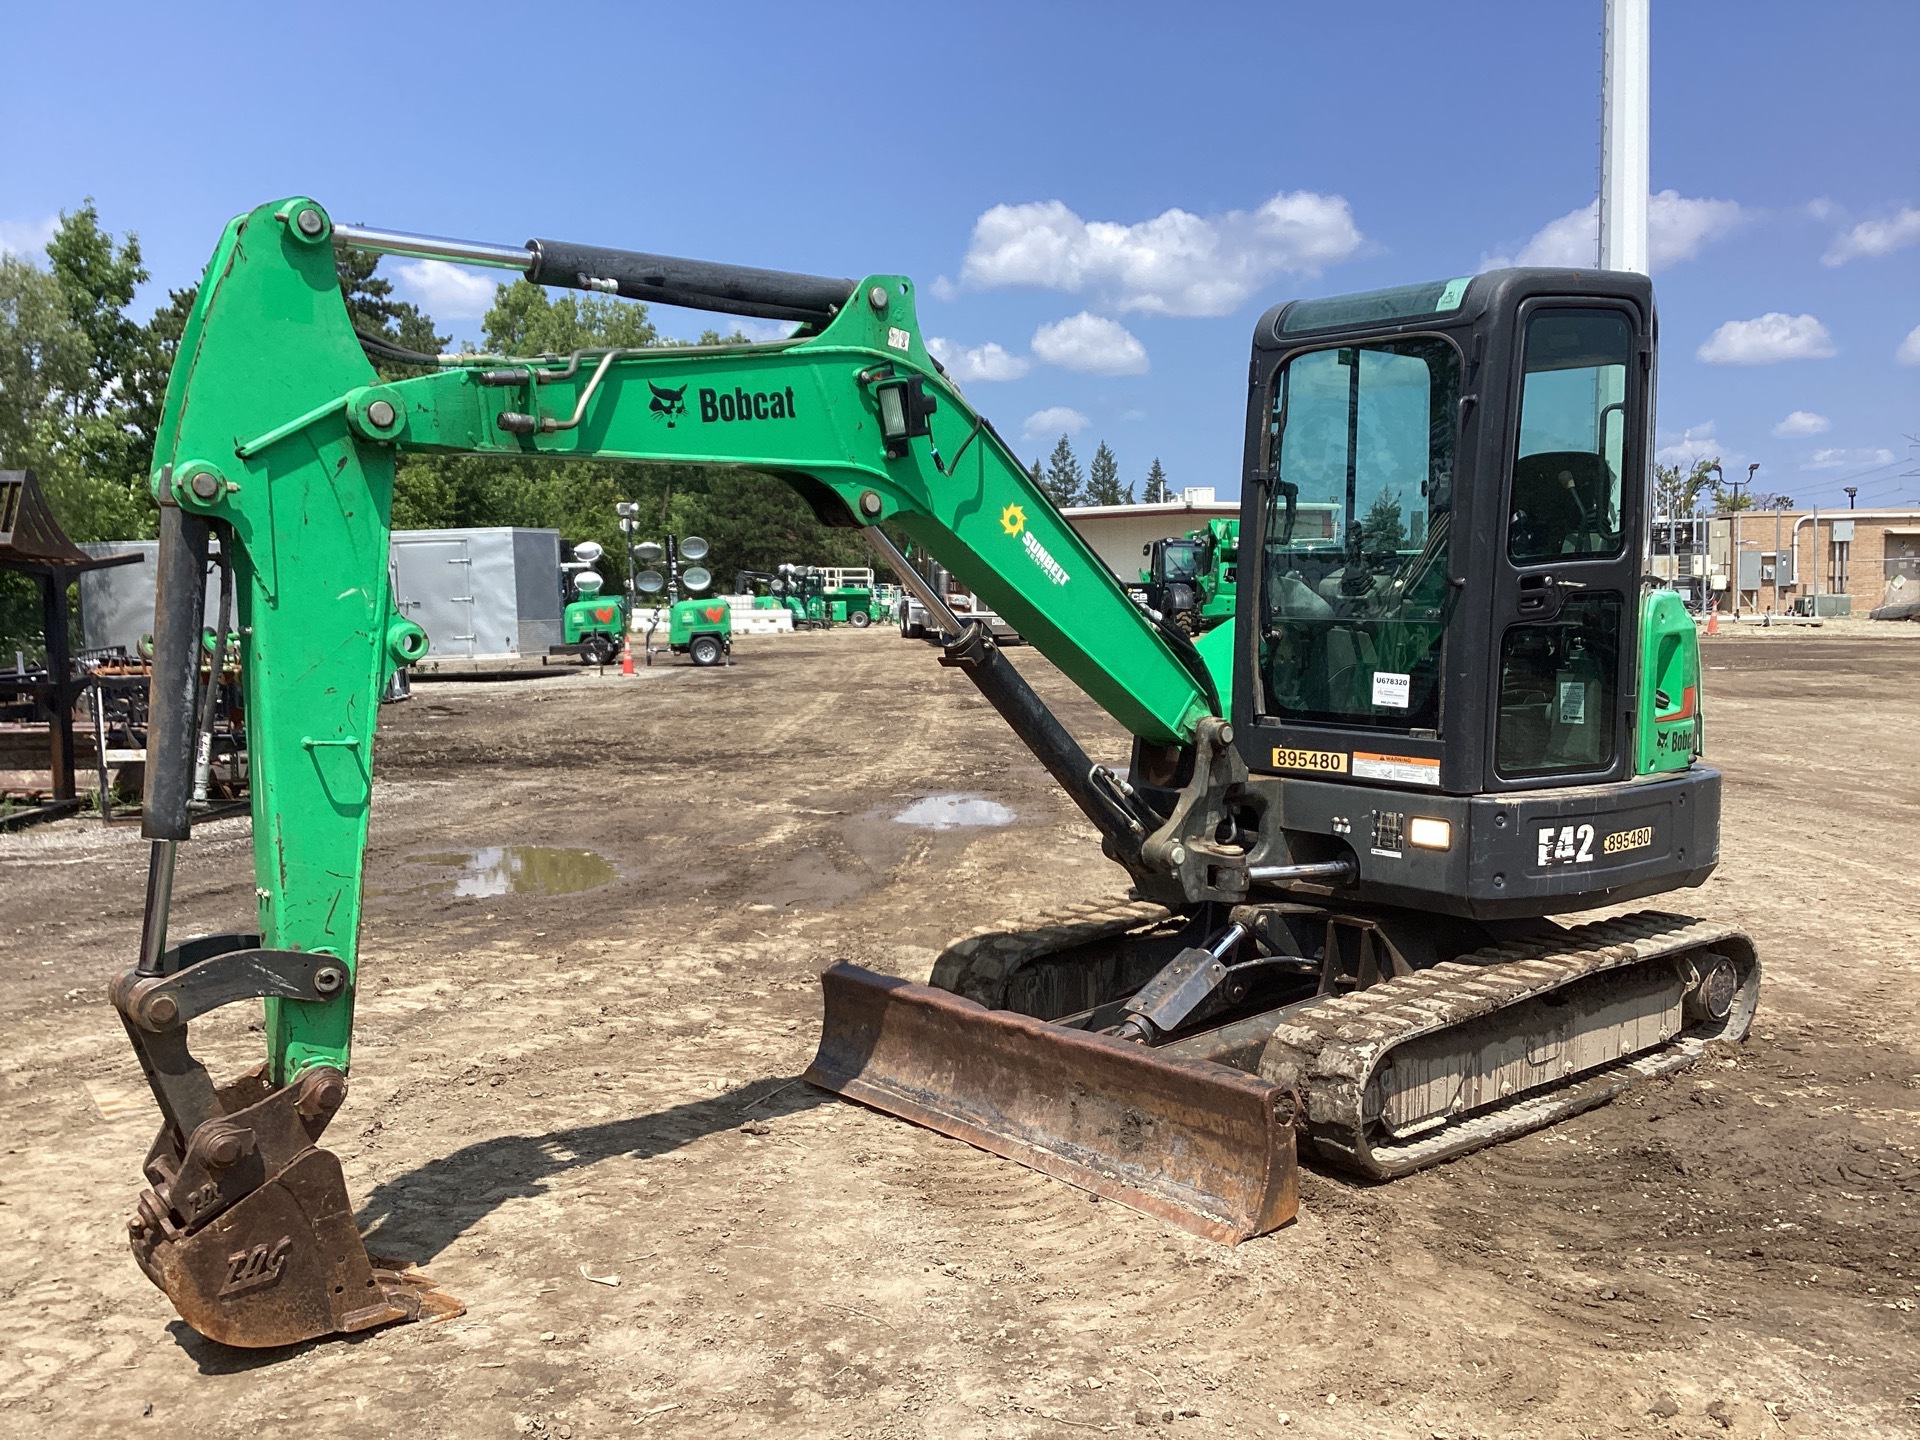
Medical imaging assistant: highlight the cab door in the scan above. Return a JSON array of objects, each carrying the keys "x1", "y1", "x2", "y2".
[{"x1": 1486, "y1": 302, "x2": 1651, "y2": 788}]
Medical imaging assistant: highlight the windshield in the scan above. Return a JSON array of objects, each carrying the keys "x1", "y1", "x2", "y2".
[
  {"x1": 1260, "y1": 336, "x2": 1461, "y2": 731},
  {"x1": 1158, "y1": 540, "x2": 1202, "y2": 583}
]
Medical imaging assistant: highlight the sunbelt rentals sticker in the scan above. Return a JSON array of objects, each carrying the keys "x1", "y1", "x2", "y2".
[{"x1": 1001, "y1": 503, "x2": 1071, "y2": 587}]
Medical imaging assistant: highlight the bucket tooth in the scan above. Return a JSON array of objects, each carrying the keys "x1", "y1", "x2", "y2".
[{"x1": 805, "y1": 962, "x2": 1298, "y2": 1244}]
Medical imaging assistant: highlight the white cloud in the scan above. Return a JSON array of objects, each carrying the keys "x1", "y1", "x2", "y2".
[
  {"x1": 1021, "y1": 406, "x2": 1090, "y2": 441},
  {"x1": 1029, "y1": 313, "x2": 1148, "y2": 376},
  {"x1": 927, "y1": 336, "x2": 1030, "y2": 383},
  {"x1": 1803, "y1": 447, "x2": 1896, "y2": 471},
  {"x1": 1772, "y1": 410, "x2": 1831, "y2": 437},
  {"x1": 702, "y1": 316, "x2": 799, "y2": 343},
  {"x1": 394, "y1": 259, "x2": 498, "y2": 321},
  {"x1": 1897, "y1": 324, "x2": 1920, "y2": 366},
  {"x1": 959, "y1": 191, "x2": 1363, "y2": 317},
  {"x1": 1696, "y1": 313, "x2": 1835, "y2": 366},
  {"x1": 1822, "y1": 206, "x2": 1920, "y2": 266},
  {"x1": 928, "y1": 275, "x2": 959, "y2": 302},
  {"x1": 1486, "y1": 191, "x2": 1744, "y2": 271},
  {"x1": 1655, "y1": 423, "x2": 1726, "y2": 469},
  {"x1": 0, "y1": 216, "x2": 58, "y2": 260}
]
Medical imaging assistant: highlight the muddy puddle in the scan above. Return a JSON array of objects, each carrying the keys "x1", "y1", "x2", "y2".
[
  {"x1": 891, "y1": 793, "x2": 1015, "y2": 830},
  {"x1": 407, "y1": 845, "x2": 616, "y2": 898}
]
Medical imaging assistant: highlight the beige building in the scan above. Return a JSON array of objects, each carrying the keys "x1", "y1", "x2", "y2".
[
  {"x1": 1700, "y1": 508, "x2": 1920, "y2": 617},
  {"x1": 1062, "y1": 489, "x2": 1239, "y2": 584}
]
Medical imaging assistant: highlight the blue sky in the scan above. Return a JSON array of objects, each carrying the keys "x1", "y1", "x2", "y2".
[{"x1": 5, "y1": 1, "x2": 1915, "y2": 508}]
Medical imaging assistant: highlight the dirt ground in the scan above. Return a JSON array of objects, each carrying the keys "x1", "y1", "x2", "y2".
[{"x1": 2, "y1": 621, "x2": 1917, "y2": 1440}]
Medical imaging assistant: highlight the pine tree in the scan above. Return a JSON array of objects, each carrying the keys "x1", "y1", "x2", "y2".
[
  {"x1": 1043, "y1": 435, "x2": 1084, "y2": 508},
  {"x1": 1143, "y1": 457, "x2": 1170, "y2": 503},
  {"x1": 1086, "y1": 440, "x2": 1130, "y2": 505},
  {"x1": 1028, "y1": 457, "x2": 1044, "y2": 491}
]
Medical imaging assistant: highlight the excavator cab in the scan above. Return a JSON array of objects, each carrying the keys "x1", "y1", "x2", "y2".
[{"x1": 1225, "y1": 269, "x2": 1714, "y2": 918}]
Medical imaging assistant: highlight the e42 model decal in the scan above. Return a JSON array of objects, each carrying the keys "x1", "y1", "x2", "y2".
[
  {"x1": 1537, "y1": 822, "x2": 1657, "y2": 866},
  {"x1": 1537, "y1": 824, "x2": 1596, "y2": 866}
]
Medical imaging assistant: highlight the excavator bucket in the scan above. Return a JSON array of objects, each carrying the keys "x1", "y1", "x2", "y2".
[
  {"x1": 131, "y1": 1143, "x2": 462, "y2": 1349},
  {"x1": 805, "y1": 963, "x2": 1299, "y2": 1243}
]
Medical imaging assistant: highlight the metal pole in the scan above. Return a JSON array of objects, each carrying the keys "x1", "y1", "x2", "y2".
[
  {"x1": 1728, "y1": 472, "x2": 1750, "y2": 615},
  {"x1": 1811, "y1": 503, "x2": 1820, "y2": 601},
  {"x1": 1600, "y1": 0, "x2": 1651, "y2": 274},
  {"x1": 1772, "y1": 503, "x2": 1783, "y2": 617}
]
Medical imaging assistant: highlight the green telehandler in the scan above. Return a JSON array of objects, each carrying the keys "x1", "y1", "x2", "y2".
[
  {"x1": 1140, "y1": 516, "x2": 1239, "y2": 634},
  {"x1": 116, "y1": 197, "x2": 1755, "y2": 1348}
]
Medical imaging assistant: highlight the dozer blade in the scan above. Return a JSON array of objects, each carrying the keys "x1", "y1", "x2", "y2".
[
  {"x1": 805, "y1": 963, "x2": 1298, "y2": 1244},
  {"x1": 132, "y1": 1144, "x2": 463, "y2": 1348}
]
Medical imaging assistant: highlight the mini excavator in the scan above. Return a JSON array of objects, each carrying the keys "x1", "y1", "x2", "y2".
[{"x1": 116, "y1": 198, "x2": 1757, "y2": 1346}]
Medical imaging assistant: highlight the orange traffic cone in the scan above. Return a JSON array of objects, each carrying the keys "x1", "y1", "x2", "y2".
[
  {"x1": 1706, "y1": 605, "x2": 1718, "y2": 637},
  {"x1": 620, "y1": 646, "x2": 635, "y2": 675}
]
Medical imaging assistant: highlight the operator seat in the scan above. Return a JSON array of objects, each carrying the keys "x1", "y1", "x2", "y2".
[{"x1": 1509, "y1": 451, "x2": 1615, "y2": 560}]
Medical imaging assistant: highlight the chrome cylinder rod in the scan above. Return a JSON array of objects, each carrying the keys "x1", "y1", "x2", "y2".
[
  {"x1": 1247, "y1": 859, "x2": 1357, "y2": 887},
  {"x1": 862, "y1": 527, "x2": 963, "y2": 635},
  {"x1": 331, "y1": 223, "x2": 533, "y2": 272}
]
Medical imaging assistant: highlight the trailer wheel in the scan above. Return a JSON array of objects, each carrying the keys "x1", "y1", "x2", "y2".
[
  {"x1": 582, "y1": 634, "x2": 617, "y2": 666},
  {"x1": 848, "y1": 608, "x2": 871, "y2": 629},
  {"x1": 688, "y1": 633, "x2": 724, "y2": 667}
]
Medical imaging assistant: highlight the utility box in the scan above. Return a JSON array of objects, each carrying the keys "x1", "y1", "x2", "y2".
[
  {"x1": 79, "y1": 528, "x2": 564, "y2": 664},
  {"x1": 1793, "y1": 594, "x2": 1852, "y2": 618},
  {"x1": 77, "y1": 542, "x2": 202, "y2": 653},
  {"x1": 391, "y1": 527, "x2": 562, "y2": 662}
]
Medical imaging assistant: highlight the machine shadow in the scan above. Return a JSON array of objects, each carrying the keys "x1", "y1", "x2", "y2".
[{"x1": 352, "y1": 1073, "x2": 832, "y2": 1262}]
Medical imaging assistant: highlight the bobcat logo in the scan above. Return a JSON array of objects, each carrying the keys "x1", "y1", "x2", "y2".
[{"x1": 648, "y1": 382, "x2": 688, "y2": 427}]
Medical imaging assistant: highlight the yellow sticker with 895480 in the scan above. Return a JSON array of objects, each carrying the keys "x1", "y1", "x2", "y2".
[{"x1": 1271, "y1": 747, "x2": 1347, "y2": 774}]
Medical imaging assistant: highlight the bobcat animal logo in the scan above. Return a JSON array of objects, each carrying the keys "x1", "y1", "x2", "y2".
[{"x1": 649, "y1": 382, "x2": 688, "y2": 427}]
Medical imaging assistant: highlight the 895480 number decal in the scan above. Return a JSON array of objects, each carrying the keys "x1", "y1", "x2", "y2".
[
  {"x1": 1603, "y1": 825, "x2": 1655, "y2": 855},
  {"x1": 1271, "y1": 747, "x2": 1347, "y2": 774}
]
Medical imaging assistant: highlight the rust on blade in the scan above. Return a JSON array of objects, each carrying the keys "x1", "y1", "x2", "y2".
[{"x1": 805, "y1": 962, "x2": 1298, "y2": 1243}]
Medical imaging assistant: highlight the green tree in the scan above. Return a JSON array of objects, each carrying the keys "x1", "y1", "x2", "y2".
[
  {"x1": 682, "y1": 468, "x2": 871, "y2": 577},
  {"x1": 1085, "y1": 440, "x2": 1130, "y2": 505},
  {"x1": 482, "y1": 280, "x2": 659, "y2": 354},
  {"x1": 1043, "y1": 434, "x2": 1084, "y2": 508},
  {"x1": 120, "y1": 286, "x2": 197, "y2": 474},
  {"x1": 1653, "y1": 457, "x2": 1717, "y2": 521},
  {"x1": 1360, "y1": 492, "x2": 1407, "y2": 551},
  {"x1": 44, "y1": 200, "x2": 147, "y2": 415},
  {"x1": 1142, "y1": 457, "x2": 1170, "y2": 503},
  {"x1": 0, "y1": 206, "x2": 155, "y2": 543},
  {"x1": 335, "y1": 248, "x2": 449, "y2": 379},
  {"x1": 0, "y1": 255, "x2": 88, "y2": 472}
]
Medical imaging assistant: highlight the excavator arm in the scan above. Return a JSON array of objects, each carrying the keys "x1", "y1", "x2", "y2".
[{"x1": 119, "y1": 198, "x2": 1248, "y2": 1345}]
